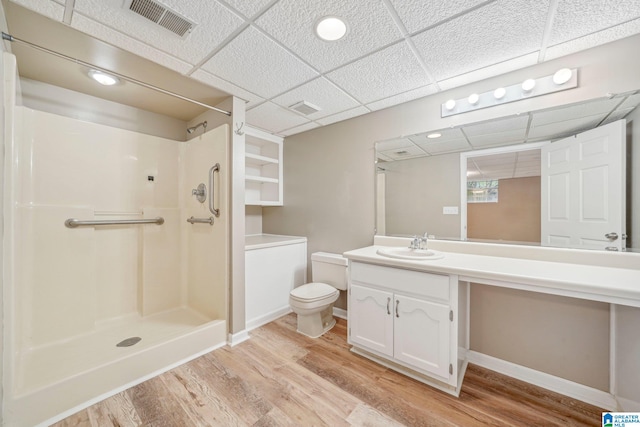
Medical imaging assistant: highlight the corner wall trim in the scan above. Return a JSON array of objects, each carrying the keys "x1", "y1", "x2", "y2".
[
  {"x1": 227, "y1": 330, "x2": 250, "y2": 347},
  {"x1": 467, "y1": 351, "x2": 617, "y2": 410}
]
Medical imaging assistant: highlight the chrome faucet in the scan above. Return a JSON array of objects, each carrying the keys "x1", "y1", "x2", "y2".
[{"x1": 409, "y1": 232, "x2": 429, "y2": 250}]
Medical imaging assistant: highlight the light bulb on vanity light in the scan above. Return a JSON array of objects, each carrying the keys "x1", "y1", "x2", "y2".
[
  {"x1": 468, "y1": 93, "x2": 479, "y2": 105},
  {"x1": 445, "y1": 99, "x2": 456, "y2": 110},
  {"x1": 553, "y1": 68, "x2": 572, "y2": 85},
  {"x1": 521, "y1": 78, "x2": 536, "y2": 93},
  {"x1": 493, "y1": 87, "x2": 506, "y2": 99}
]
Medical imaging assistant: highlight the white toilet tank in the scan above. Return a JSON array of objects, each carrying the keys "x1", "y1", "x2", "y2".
[{"x1": 311, "y1": 252, "x2": 348, "y2": 290}]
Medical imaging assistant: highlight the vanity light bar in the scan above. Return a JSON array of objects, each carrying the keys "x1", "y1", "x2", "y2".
[{"x1": 441, "y1": 68, "x2": 578, "y2": 118}]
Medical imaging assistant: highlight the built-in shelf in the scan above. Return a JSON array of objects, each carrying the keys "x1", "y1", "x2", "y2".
[
  {"x1": 245, "y1": 153, "x2": 279, "y2": 166},
  {"x1": 245, "y1": 175, "x2": 279, "y2": 184},
  {"x1": 244, "y1": 126, "x2": 283, "y2": 206}
]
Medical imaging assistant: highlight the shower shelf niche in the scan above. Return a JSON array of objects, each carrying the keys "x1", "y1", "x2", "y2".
[{"x1": 245, "y1": 126, "x2": 283, "y2": 206}]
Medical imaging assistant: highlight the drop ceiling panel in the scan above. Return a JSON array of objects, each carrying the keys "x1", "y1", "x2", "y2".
[
  {"x1": 380, "y1": 144, "x2": 427, "y2": 160},
  {"x1": 464, "y1": 115, "x2": 529, "y2": 137},
  {"x1": 531, "y1": 98, "x2": 620, "y2": 126},
  {"x1": 73, "y1": 0, "x2": 244, "y2": 65},
  {"x1": 416, "y1": 138, "x2": 471, "y2": 155},
  {"x1": 246, "y1": 101, "x2": 310, "y2": 134},
  {"x1": 409, "y1": 127, "x2": 465, "y2": 144},
  {"x1": 528, "y1": 114, "x2": 604, "y2": 140},
  {"x1": 255, "y1": 0, "x2": 402, "y2": 72},
  {"x1": 376, "y1": 137, "x2": 414, "y2": 152},
  {"x1": 387, "y1": 0, "x2": 488, "y2": 34},
  {"x1": 224, "y1": 0, "x2": 274, "y2": 19},
  {"x1": 71, "y1": 14, "x2": 193, "y2": 74},
  {"x1": 191, "y1": 69, "x2": 264, "y2": 106},
  {"x1": 544, "y1": 18, "x2": 640, "y2": 61},
  {"x1": 411, "y1": 0, "x2": 548, "y2": 81},
  {"x1": 327, "y1": 42, "x2": 430, "y2": 104},
  {"x1": 467, "y1": 129, "x2": 528, "y2": 148},
  {"x1": 280, "y1": 121, "x2": 320, "y2": 137},
  {"x1": 315, "y1": 106, "x2": 370, "y2": 126},
  {"x1": 617, "y1": 93, "x2": 640, "y2": 110},
  {"x1": 366, "y1": 84, "x2": 438, "y2": 112},
  {"x1": 201, "y1": 26, "x2": 318, "y2": 99},
  {"x1": 602, "y1": 108, "x2": 635, "y2": 125},
  {"x1": 271, "y1": 77, "x2": 360, "y2": 120},
  {"x1": 548, "y1": 0, "x2": 640, "y2": 46}
]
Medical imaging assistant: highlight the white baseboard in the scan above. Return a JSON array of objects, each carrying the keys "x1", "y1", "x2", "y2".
[
  {"x1": 617, "y1": 396, "x2": 640, "y2": 411},
  {"x1": 467, "y1": 351, "x2": 617, "y2": 410},
  {"x1": 333, "y1": 307, "x2": 347, "y2": 320},
  {"x1": 246, "y1": 307, "x2": 292, "y2": 332},
  {"x1": 227, "y1": 330, "x2": 250, "y2": 347}
]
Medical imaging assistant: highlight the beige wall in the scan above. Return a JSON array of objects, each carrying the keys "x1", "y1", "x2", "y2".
[
  {"x1": 383, "y1": 153, "x2": 461, "y2": 238},
  {"x1": 468, "y1": 176, "x2": 541, "y2": 243},
  {"x1": 263, "y1": 35, "x2": 640, "y2": 388}
]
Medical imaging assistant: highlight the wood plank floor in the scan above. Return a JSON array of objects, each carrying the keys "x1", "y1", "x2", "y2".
[{"x1": 54, "y1": 314, "x2": 604, "y2": 426}]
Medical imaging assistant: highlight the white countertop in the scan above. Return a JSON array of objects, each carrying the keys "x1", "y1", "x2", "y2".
[
  {"x1": 343, "y1": 245, "x2": 640, "y2": 307},
  {"x1": 245, "y1": 234, "x2": 307, "y2": 250}
]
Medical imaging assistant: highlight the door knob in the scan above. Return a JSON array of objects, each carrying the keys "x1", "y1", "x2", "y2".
[{"x1": 605, "y1": 232, "x2": 618, "y2": 241}]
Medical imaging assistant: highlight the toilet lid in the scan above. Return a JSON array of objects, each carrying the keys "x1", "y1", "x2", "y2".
[{"x1": 290, "y1": 282, "x2": 338, "y2": 302}]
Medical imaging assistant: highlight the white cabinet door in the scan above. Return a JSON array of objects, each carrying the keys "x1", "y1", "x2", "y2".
[
  {"x1": 349, "y1": 284, "x2": 393, "y2": 357},
  {"x1": 394, "y1": 294, "x2": 450, "y2": 379}
]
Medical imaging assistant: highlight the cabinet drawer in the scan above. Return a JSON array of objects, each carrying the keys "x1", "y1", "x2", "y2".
[{"x1": 350, "y1": 262, "x2": 449, "y2": 302}]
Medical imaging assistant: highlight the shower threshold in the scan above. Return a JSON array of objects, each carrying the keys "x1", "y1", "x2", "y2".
[{"x1": 7, "y1": 307, "x2": 227, "y2": 426}]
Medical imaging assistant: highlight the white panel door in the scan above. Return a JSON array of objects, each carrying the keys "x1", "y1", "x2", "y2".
[
  {"x1": 349, "y1": 284, "x2": 393, "y2": 357},
  {"x1": 394, "y1": 294, "x2": 450, "y2": 379},
  {"x1": 541, "y1": 120, "x2": 626, "y2": 250}
]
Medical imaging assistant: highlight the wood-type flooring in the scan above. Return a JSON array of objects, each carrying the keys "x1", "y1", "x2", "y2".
[{"x1": 54, "y1": 314, "x2": 604, "y2": 426}]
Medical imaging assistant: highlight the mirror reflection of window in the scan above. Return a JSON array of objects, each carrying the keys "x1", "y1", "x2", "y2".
[{"x1": 467, "y1": 180, "x2": 499, "y2": 203}]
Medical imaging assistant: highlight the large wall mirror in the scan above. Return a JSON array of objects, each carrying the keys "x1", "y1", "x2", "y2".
[{"x1": 375, "y1": 91, "x2": 640, "y2": 252}]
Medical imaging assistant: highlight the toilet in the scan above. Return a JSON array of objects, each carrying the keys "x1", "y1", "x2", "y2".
[{"x1": 289, "y1": 252, "x2": 348, "y2": 338}]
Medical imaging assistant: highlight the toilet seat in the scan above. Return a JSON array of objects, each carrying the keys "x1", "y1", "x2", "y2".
[{"x1": 290, "y1": 282, "x2": 338, "y2": 303}]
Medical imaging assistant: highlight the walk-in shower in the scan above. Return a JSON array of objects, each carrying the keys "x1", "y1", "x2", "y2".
[{"x1": 2, "y1": 56, "x2": 230, "y2": 425}]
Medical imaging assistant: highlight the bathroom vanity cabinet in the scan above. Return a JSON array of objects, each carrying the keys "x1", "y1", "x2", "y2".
[
  {"x1": 348, "y1": 261, "x2": 467, "y2": 395},
  {"x1": 244, "y1": 126, "x2": 283, "y2": 206}
]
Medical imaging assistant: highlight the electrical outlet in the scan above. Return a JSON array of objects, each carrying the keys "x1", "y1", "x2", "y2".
[{"x1": 443, "y1": 206, "x2": 459, "y2": 215}]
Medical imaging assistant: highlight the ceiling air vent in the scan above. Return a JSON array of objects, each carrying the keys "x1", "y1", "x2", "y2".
[
  {"x1": 289, "y1": 101, "x2": 321, "y2": 115},
  {"x1": 126, "y1": 0, "x2": 196, "y2": 38}
]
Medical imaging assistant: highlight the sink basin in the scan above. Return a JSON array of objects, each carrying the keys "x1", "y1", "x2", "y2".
[{"x1": 376, "y1": 247, "x2": 444, "y2": 260}]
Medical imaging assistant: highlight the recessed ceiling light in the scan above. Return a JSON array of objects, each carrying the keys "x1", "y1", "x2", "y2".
[
  {"x1": 553, "y1": 68, "x2": 572, "y2": 85},
  {"x1": 315, "y1": 16, "x2": 347, "y2": 41},
  {"x1": 88, "y1": 69, "x2": 120, "y2": 86},
  {"x1": 427, "y1": 133, "x2": 441, "y2": 139}
]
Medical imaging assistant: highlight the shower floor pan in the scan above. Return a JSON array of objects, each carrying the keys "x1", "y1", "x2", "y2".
[{"x1": 7, "y1": 307, "x2": 226, "y2": 426}]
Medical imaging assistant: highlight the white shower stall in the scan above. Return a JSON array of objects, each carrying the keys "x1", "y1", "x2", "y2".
[{"x1": 3, "y1": 67, "x2": 230, "y2": 424}]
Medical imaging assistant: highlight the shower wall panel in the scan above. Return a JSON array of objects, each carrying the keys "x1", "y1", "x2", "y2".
[
  {"x1": 183, "y1": 124, "x2": 229, "y2": 320},
  {"x1": 13, "y1": 107, "x2": 184, "y2": 348}
]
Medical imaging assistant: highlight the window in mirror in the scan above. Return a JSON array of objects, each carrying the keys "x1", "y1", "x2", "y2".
[{"x1": 467, "y1": 180, "x2": 498, "y2": 203}]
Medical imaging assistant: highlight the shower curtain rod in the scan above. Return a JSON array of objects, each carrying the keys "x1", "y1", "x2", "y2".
[{"x1": 1, "y1": 32, "x2": 231, "y2": 117}]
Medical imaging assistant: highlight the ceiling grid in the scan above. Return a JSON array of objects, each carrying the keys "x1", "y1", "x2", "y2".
[{"x1": 5, "y1": 0, "x2": 640, "y2": 136}]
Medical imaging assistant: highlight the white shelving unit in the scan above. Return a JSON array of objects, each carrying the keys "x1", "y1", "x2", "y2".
[{"x1": 245, "y1": 126, "x2": 283, "y2": 206}]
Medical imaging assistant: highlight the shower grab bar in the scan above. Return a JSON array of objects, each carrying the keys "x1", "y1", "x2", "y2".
[
  {"x1": 209, "y1": 163, "x2": 220, "y2": 217},
  {"x1": 65, "y1": 217, "x2": 164, "y2": 228},
  {"x1": 186, "y1": 216, "x2": 214, "y2": 225}
]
